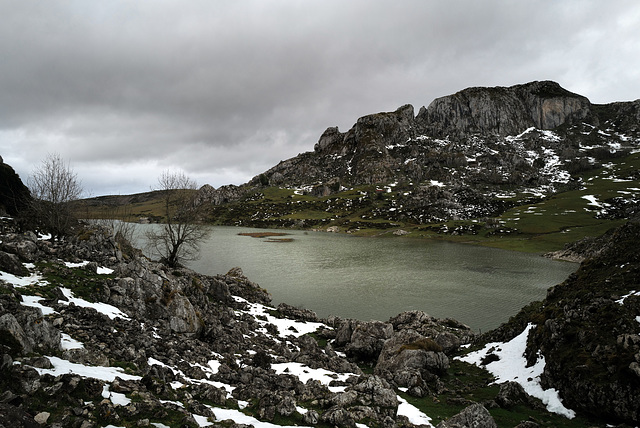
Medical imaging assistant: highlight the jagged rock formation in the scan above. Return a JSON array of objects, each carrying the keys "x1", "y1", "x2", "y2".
[
  {"x1": 417, "y1": 81, "x2": 591, "y2": 137},
  {"x1": 192, "y1": 81, "x2": 639, "y2": 229},
  {"x1": 244, "y1": 80, "x2": 638, "y2": 193}
]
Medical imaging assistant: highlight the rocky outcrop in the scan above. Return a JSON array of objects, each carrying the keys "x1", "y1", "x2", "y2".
[
  {"x1": 417, "y1": 81, "x2": 591, "y2": 137},
  {"x1": 435, "y1": 403, "x2": 497, "y2": 428},
  {"x1": 194, "y1": 183, "x2": 248, "y2": 206},
  {"x1": 330, "y1": 311, "x2": 473, "y2": 399}
]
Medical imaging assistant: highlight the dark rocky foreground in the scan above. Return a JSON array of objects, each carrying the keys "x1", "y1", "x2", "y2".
[
  {"x1": 0, "y1": 221, "x2": 478, "y2": 428},
  {"x1": 1, "y1": 218, "x2": 639, "y2": 427}
]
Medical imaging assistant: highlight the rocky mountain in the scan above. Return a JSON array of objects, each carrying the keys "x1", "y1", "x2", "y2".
[{"x1": 194, "y1": 81, "x2": 639, "y2": 233}]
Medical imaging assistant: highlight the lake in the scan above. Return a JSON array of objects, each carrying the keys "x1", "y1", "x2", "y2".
[{"x1": 134, "y1": 225, "x2": 577, "y2": 332}]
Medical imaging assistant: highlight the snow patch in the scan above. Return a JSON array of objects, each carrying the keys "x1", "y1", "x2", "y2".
[
  {"x1": 59, "y1": 287, "x2": 129, "y2": 320},
  {"x1": 271, "y1": 362, "x2": 353, "y2": 390},
  {"x1": 233, "y1": 296, "x2": 325, "y2": 338},
  {"x1": 61, "y1": 333, "x2": 84, "y2": 350},
  {"x1": 397, "y1": 396, "x2": 434, "y2": 427},
  {"x1": 456, "y1": 323, "x2": 575, "y2": 418},
  {"x1": 33, "y1": 356, "x2": 142, "y2": 382},
  {"x1": 20, "y1": 295, "x2": 56, "y2": 315}
]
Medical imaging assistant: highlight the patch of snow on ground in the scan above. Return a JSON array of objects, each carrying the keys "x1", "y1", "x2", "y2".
[
  {"x1": 61, "y1": 333, "x2": 84, "y2": 350},
  {"x1": 193, "y1": 414, "x2": 214, "y2": 427},
  {"x1": 210, "y1": 406, "x2": 310, "y2": 428},
  {"x1": 456, "y1": 323, "x2": 575, "y2": 418},
  {"x1": 271, "y1": 362, "x2": 353, "y2": 392},
  {"x1": 59, "y1": 287, "x2": 129, "y2": 320},
  {"x1": 616, "y1": 290, "x2": 640, "y2": 305},
  {"x1": 64, "y1": 261, "x2": 90, "y2": 268},
  {"x1": 102, "y1": 384, "x2": 131, "y2": 406},
  {"x1": 64, "y1": 261, "x2": 114, "y2": 274},
  {"x1": 582, "y1": 194, "x2": 603, "y2": 208},
  {"x1": 0, "y1": 269, "x2": 47, "y2": 288},
  {"x1": 397, "y1": 396, "x2": 434, "y2": 427},
  {"x1": 20, "y1": 295, "x2": 56, "y2": 315},
  {"x1": 34, "y1": 356, "x2": 142, "y2": 382},
  {"x1": 233, "y1": 296, "x2": 325, "y2": 338}
]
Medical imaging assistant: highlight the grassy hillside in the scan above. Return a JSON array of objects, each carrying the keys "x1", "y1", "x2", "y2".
[{"x1": 75, "y1": 151, "x2": 639, "y2": 254}]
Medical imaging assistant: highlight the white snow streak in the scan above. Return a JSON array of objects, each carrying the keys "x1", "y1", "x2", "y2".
[{"x1": 456, "y1": 323, "x2": 575, "y2": 418}]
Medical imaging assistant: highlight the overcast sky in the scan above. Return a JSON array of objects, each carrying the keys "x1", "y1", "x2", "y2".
[{"x1": 1, "y1": 1, "x2": 639, "y2": 197}]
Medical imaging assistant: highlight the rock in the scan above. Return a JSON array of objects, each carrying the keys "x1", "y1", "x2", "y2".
[
  {"x1": 0, "y1": 251, "x2": 27, "y2": 276},
  {"x1": 1, "y1": 237, "x2": 38, "y2": 263},
  {"x1": 326, "y1": 226, "x2": 339, "y2": 233},
  {"x1": 393, "y1": 229, "x2": 409, "y2": 236},
  {"x1": 375, "y1": 329, "x2": 449, "y2": 387},
  {"x1": 418, "y1": 81, "x2": 590, "y2": 137},
  {"x1": 496, "y1": 381, "x2": 542, "y2": 409},
  {"x1": 0, "y1": 403, "x2": 39, "y2": 428},
  {"x1": 321, "y1": 406, "x2": 356, "y2": 428},
  {"x1": 436, "y1": 403, "x2": 497, "y2": 428},
  {"x1": 302, "y1": 409, "x2": 319, "y2": 425},
  {"x1": 276, "y1": 302, "x2": 318, "y2": 322},
  {"x1": 167, "y1": 294, "x2": 202, "y2": 334},
  {"x1": 342, "y1": 320, "x2": 393, "y2": 361},
  {"x1": 33, "y1": 411, "x2": 50, "y2": 425},
  {"x1": 0, "y1": 313, "x2": 30, "y2": 354}
]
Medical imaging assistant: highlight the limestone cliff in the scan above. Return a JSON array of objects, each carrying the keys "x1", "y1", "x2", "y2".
[{"x1": 416, "y1": 81, "x2": 591, "y2": 137}]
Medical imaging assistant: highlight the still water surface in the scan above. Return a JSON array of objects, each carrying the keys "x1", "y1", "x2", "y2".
[{"x1": 135, "y1": 225, "x2": 577, "y2": 332}]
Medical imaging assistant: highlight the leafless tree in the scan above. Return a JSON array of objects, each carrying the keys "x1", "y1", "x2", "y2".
[
  {"x1": 28, "y1": 153, "x2": 83, "y2": 239},
  {"x1": 144, "y1": 170, "x2": 209, "y2": 268}
]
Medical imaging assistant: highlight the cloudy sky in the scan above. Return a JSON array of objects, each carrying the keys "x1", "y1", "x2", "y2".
[{"x1": 1, "y1": 1, "x2": 639, "y2": 197}]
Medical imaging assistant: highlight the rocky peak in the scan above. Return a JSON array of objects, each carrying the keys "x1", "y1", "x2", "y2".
[
  {"x1": 416, "y1": 80, "x2": 591, "y2": 137},
  {"x1": 314, "y1": 104, "x2": 415, "y2": 156}
]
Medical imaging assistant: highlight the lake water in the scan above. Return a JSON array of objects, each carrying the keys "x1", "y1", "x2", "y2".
[{"x1": 133, "y1": 225, "x2": 577, "y2": 332}]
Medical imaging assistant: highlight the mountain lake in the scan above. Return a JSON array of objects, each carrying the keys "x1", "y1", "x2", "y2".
[{"x1": 133, "y1": 225, "x2": 577, "y2": 332}]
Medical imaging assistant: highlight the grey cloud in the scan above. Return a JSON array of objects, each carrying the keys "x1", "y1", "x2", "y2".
[{"x1": 1, "y1": 0, "x2": 639, "y2": 195}]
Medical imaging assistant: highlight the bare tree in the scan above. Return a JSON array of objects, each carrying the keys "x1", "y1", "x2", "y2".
[
  {"x1": 28, "y1": 153, "x2": 83, "y2": 239},
  {"x1": 145, "y1": 170, "x2": 210, "y2": 268}
]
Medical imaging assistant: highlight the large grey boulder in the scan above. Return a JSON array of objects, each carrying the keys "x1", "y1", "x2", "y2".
[
  {"x1": 436, "y1": 403, "x2": 497, "y2": 428},
  {"x1": 375, "y1": 329, "x2": 449, "y2": 390},
  {"x1": 0, "y1": 251, "x2": 27, "y2": 276},
  {"x1": 0, "y1": 309, "x2": 59, "y2": 356},
  {"x1": 336, "y1": 320, "x2": 394, "y2": 361}
]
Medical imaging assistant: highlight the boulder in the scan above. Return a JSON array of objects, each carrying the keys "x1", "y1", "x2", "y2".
[
  {"x1": 341, "y1": 320, "x2": 393, "y2": 361},
  {"x1": 375, "y1": 329, "x2": 449, "y2": 388},
  {"x1": 496, "y1": 381, "x2": 543, "y2": 410},
  {"x1": 0, "y1": 313, "x2": 31, "y2": 355},
  {"x1": 436, "y1": 403, "x2": 497, "y2": 428},
  {"x1": 0, "y1": 251, "x2": 27, "y2": 276}
]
